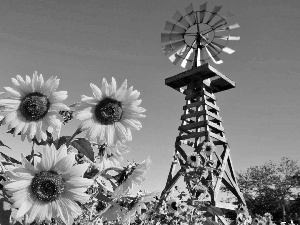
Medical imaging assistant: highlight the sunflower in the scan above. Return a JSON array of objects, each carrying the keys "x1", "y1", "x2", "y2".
[
  {"x1": 4, "y1": 144, "x2": 93, "y2": 225},
  {"x1": 201, "y1": 141, "x2": 216, "y2": 157},
  {"x1": 0, "y1": 72, "x2": 69, "y2": 142},
  {"x1": 121, "y1": 190, "x2": 159, "y2": 224},
  {"x1": 167, "y1": 198, "x2": 184, "y2": 216},
  {"x1": 112, "y1": 157, "x2": 151, "y2": 198},
  {"x1": 74, "y1": 77, "x2": 145, "y2": 145},
  {"x1": 95, "y1": 141, "x2": 130, "y2": 171},
  {"x1": 187, "y1": 152, "x2": 200, "y2": 167}
]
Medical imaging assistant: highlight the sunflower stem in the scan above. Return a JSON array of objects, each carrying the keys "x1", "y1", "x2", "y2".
[
  {"x1": 65, "y1": 128, "x2": 82, "y2": 147},
  {"x1": 31, "y1": 142, "x2": 36, "y2": 166}
]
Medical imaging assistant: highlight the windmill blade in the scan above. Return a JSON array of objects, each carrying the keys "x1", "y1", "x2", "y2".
[
  {"x1": 206, "y1": 5, "x2": 222, "y2": 24},
  {"x1": 172, "y1": 10, "x2": 190, "y2": 29},
  {"x1": 205, "y1": 45, "x2": 223, "y2": 64},
  {"x1": 169, "y1": 53, "x2": 182, "y2": 65},
  {"x1": 185, "y1": 3, "x2": 196, "y2": 25},
  {"x1": 210, "y1": 41, "x2": 235, "y2": 54},
  {"x1": 211, "y1": 11, "x2": 235, "y2": 29},
  {"x1": 199, "y1": 2, "x2": 207, "y2": 23},
  {"x1": 196, "y1": 48, "x2": 205, "y2": 66},
  {"x1": 210, "y1": 18, "x2": 226, "y2": 30},
  {"x1": 164, "y1": 21, "x2": 186, "y2": 33},
  {"x1": 215, "y1": 35, "x2": 240, "y2": 41},
  {"x1": 161, "y1": 33, "x2": 184, "y2": 43},
  {"x1": 181, "y1": 47, "x2": 195, "y2": 69},
  {"x1": 216, "y1": 23, "x2": 240, "y2": 31},
  {"x1": 223, "y1": 12, "x2": 235, "y2": 20},
  {"x1": 169, "y1": 44, "x2": 190, "y2": 66},
  {"x1": 162, "y1": 40, "x2": 186, "y2": 55}
]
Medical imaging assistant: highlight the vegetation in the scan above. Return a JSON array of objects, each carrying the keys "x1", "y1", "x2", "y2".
[{"x1": 237, "y1": 157, "x2": 300, "y2": 222}]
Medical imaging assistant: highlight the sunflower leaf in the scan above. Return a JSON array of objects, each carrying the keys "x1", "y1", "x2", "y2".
[
  {"x1": 0, "y1": 152, "x2": 21, "y2": 165},
  {"x1": 54, "y1": 136, "x2": 71, "y2": 149},
  {"x1": 71, "y1": 138, "x2": 94, "y2": 161},
  {"x1": 0, "y1": 140, "x2": 11, "y2": 150}
]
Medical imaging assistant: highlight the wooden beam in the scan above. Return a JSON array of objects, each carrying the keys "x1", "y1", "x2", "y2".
[{"x1": 215, "y1": 202, "x2": 238, "y2": 211}]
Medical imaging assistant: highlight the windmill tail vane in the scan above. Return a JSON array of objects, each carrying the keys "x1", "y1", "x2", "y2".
[{"x1": 161, "y1": 2, "x2": 240, "y2": 70}]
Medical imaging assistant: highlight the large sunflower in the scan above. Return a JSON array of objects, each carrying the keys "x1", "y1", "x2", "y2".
[
  {"x1": 4, "y1": 144, "x2": 93, "y2": 225},
  {"x1": 74, "y1": 77, "x2": 145, "y2": 145},
  {"x1": 0, "y1": 72, "x2": 69, "y2": 142}
]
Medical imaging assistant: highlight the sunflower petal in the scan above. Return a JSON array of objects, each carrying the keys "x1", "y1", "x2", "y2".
[
  {"x1": 90, "y1": 83, "x2": 103, "y2": 100},
  {"x1": 62, "y1": 163, "x2": 90, "y2": 179}
]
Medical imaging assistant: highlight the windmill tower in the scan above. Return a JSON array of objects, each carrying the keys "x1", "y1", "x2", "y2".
[{"x1": 160, "y1": 2, "x2": 246, "y2": 221}]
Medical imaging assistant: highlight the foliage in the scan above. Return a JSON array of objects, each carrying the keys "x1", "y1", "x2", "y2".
[
  {"x1": 0, "y1": 74, "x2": 237, "y2": 225},
  {"x1": 237, "y1": 157, "x2": 300, "y2": 221}
]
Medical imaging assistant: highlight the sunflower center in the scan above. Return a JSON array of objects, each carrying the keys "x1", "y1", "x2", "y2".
[
  {"x1": 31, "y1": 171, "x2": 65, "y2": 202},
  {"x1": 19, "y1": 92, "x2": 50, "y2": 121},
  {"x1": 95, "y1": 98, "x2": 122, "y2": 125},
  {"x1": 190, "y1": 155, "x2": 197, "y2": 162},
  {"x1": 171, "y1": 202, "x2": 178, "y2": 210},
  {"x1": 205, "y1": 146, "x2": 212, "y2": 151}
]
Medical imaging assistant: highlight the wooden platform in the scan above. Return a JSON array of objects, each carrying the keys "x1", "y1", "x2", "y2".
[{"x1": 165, "y1": 63, "x2": 235, "y2": 93}]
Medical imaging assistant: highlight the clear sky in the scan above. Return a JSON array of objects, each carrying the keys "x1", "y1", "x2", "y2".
[{"x1": 0, "y1": 0, "x2": 299, "y2": 192}]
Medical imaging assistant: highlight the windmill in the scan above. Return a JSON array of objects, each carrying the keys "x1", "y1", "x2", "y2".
[{"x1": 160, "y1": 2, "x2": 247, "y2": 222}]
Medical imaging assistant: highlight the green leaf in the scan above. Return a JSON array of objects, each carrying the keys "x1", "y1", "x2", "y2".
[
  {"x1": 54, "y1": 136, "x2": 71, "y2": 149},
  {"x1": 0, "y1": 152, "x2": 21, "y2": 165},
  {"x1": 96, "y1": 193, "x2": 113, "y2": 203},
  {"x1": 0, "y1": 140, "x2": 11, "y2": 150},
  {"x1": 71, "y1": 138, "x2": 94, "y2": 161}
]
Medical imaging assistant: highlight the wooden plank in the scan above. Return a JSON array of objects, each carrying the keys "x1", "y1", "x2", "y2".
[
  {"x1": 214, "y1": 146, "x2": 230, "y2": 200},
  {"x1": 208, "y1": 65, "x2": 236, "y2": 89},
  {"x1": 204, "y1": 90, "x2": 216, "y2": 100},
  {"x1": 209, "y1": 132, "x2": 227, "y2": 143},
  {"x1": 213, "y1": 140, "x2": 225, "y2": 146},
  {"x1": 165, "y1": 63, "x2": 216, "y2": 90},
  {"x1": 227, "y1": 154, "x2": 237, "y2": 183},
  {"x1": 221, "y1": 178, "x2": 241, "y2": 201},
  {"x1": 181, "y1": 110, "x2": 206, "y2": 120},
  {"x1": 165, "y1": 63, "x2": 236, "y2": 93},
  {"x1": 175, "y1": 143, "x2": 187, "y2": 160},
  {"x1": 178, "y1": 127, "x2": 192, "y2": 134},
  {"x1": 179, "y1": 120, "x2": 208, "y2": 131},
  {"x1": 185, "y1": 90, "x2": 216, "y2": 101},
  {"x1": 177, "y1": 131, "x2": 207, "y2": 140},
  {"x1": 183, "y1": 100, "x2": 203, "y2": 110},
  {"x1": 208, "y1": 121, "x2": 225, "y2": 132},
  {"x1": 207, "y1": 111, "x2": 222, "y2": 122},
  {"x1": 166, "y1": 159, "x2": 177, "y2": 184},
  {"x1": 215, "y1": 202, "x2": 237, "y2": 211},
  {"x1": 205, "y1": 100, "x2": 220, "y2": 111}
]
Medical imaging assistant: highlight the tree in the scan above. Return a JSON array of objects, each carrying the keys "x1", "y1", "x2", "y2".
[{"x1": 237, "y1": 157, "x2": 300, "y2": 221}]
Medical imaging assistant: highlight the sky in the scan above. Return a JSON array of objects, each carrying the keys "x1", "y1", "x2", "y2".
[{"x1": 0, "y1": 0, "x2": 299, "y2": 192}]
